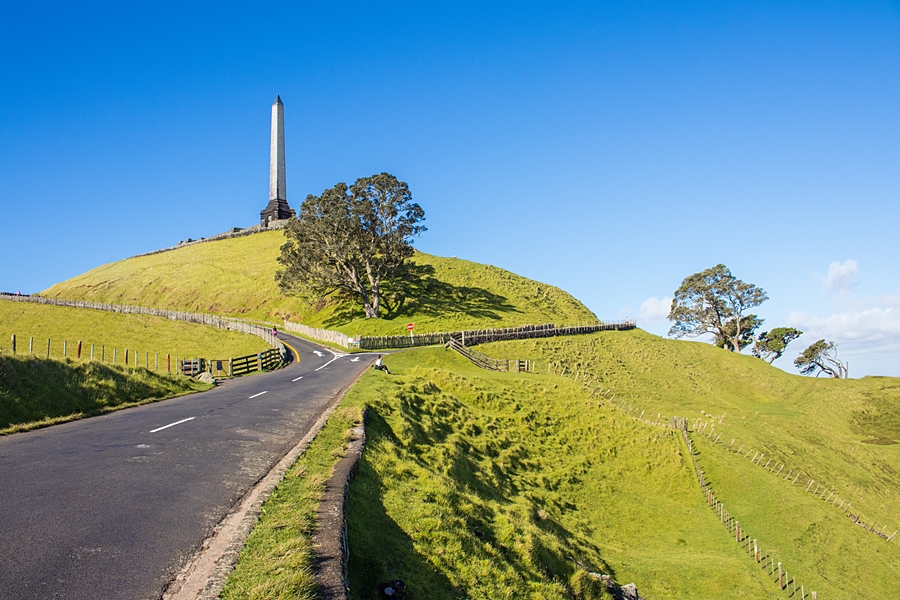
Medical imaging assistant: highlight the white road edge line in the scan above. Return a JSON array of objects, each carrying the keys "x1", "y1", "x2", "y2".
[
  {"x1": 292, "y1": 376, "x2": 304, "y2": 381},
  {"x1": 249, "y1": 391, "x2": 268, "y2": 399},
  {"x1": 150, "y1": 417, "x2": 195, "y2": 433}
]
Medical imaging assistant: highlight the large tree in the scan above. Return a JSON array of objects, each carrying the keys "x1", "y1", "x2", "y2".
[
  {"x1": 794, "y1": 339, "x2": 848, "y2": 378},
  {"x1": 668, "y1": 264, "x2": 768, "y2": 352},
  {"x1": 752, "y1": 327, "x2": 803, "y2": 364},
  {"x1": 275, "y1": 173, "x2": 426, "y2": 319}
]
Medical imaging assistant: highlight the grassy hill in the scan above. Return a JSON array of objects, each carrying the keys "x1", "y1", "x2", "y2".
[
  {"x1": 0, "y1": 300, "x2": 269, "y2": 432},
  {"x1": 0, "y1": 353, "x2": 210, "y2": 434},
  {"x1": 476, "y1": 330, "x2": 900, "y2": 598},
  {"x1": 33, "y1": 230, "x2": 900, "y2": 597},
  {"x1": 0, "y1": 300, "x2": 270, "y2": 360},
  {"x1": 222, "y1": 332, "x2": 900, "y2": 600},
  {"x1": 41, "y1": 231, "x2": 597, "y2": 335}
]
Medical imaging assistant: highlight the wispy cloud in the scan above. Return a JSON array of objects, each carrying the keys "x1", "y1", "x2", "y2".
[
  {"x1": 822, "y1": 259, "x2": 859, "y2": 294},
  {"x1": 638, "y1": 297, "x2": 672, "y2": 326},
  {"x1": 789, "y1": 260, "x2": 900, "y2": 362}
]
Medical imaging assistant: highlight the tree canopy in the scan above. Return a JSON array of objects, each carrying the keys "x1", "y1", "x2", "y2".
[
  {"x1": 668, "y1": 264, "x2": 768, "y2": 352},
  {"x1": 275, "y1": 173, "x2": 426, "y2": 319},
  {"x1": 794, "y1": 339, "x2": 848, "y2": 378},
  {"x1": 752, "y1": 327, "x2": 803, "y2": 364}
]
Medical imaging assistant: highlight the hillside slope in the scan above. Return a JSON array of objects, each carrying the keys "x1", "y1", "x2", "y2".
[
  {"x1": 0, "y1": 301, "x2": 269, "y2": 360},
  {"x1": 479, "y1": 330, "x2": 900, "y2": 598},
  {"x1": 0, "y1": 353, "x2": 209, "y2": 433},
  {"x1": 41, "y1": 231, "x2": 597, "y2": 336}
]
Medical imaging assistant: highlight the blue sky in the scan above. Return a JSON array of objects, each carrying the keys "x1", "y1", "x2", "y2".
[{"x1": 2, "y1": 1, "x2": 899, "y2": 375}]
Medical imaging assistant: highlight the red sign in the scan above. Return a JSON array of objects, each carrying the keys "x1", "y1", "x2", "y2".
[{"x1": 407, "y1": 323, "x2": 415, "y2": 331}]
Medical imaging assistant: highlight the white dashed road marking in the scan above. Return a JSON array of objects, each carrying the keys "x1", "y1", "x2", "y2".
[
  {"x1": 292, "y1": 376, "x2": 304, "y2": 381},
  {"x1": 249, "y1": 391, "x2": 268, "y2": 399},
  {"x1": 150, "y1": 417, "x2": 195, "y2": 433}
]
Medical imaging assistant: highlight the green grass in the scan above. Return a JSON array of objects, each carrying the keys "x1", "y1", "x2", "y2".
[
  {"x1": 41, "y1": 231, "x2": 597, "y2": 335},
  {"x1": 0, "y1": 352, "x2": 210, "y2": 433},
  {"x1": 476, "y1": 330, "x2": 900, "y2": 598},
  {"x1": 221, "y1": 405, "x2": 363, "y2": 600},
  {"x1": 341, "y1": 348, "x2": 779, "y2": 599},
  {"x1": 0, "y1": 300, "x2": 270, "y2": 361}
]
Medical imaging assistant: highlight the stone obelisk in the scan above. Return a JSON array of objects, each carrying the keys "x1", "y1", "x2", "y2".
[{"x1": 260, "y1": 95, "x2": 295, "y2": 226}]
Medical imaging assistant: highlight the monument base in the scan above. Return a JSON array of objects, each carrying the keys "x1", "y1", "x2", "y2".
[{"x1": 260, "y1": 197, "x2": 295, "y2": 227}]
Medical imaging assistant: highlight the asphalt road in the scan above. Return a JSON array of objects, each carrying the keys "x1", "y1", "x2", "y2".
[{"x1": 0, "y1": 333, "x2": 372, "y2": 600}]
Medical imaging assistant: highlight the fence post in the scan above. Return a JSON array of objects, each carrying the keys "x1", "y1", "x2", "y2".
[
  {"x1": 29, "y1": 337, "x2": 33, "y2": 354},
  {"x1": 113, "y1": 348, "x2": 117, "y2": 363},
  {"x1": 77, "y1": 341, "x2": 82, "y2": 359},
  {"x1": 166, "y1": 354, "x2": 170, "y2": 373},
  {"x1": 102, "y1": 345, "x2": 105, "y2": 362},
  {"x1": 778, "y1": 562, "x2": 782, "y2": 589},
  {"x1": 91, "y1": 344, "x2": 95, "y2": 360},
  {"x1": 63, "y1": 340, "x2": 67, "y2": 357},
  {"x1": 11, "y1": 334, "x2": 15, "y2": 353}
]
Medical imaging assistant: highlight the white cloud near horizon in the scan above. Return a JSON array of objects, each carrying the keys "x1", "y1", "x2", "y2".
[
  {"x1": 787, "y1": 305, "x2": 900, "y2": 356},
  {"x1": 822, "y1": 259, "x2": 860, "y2": 294},
  {"x1": 788, "y1": 260, "x2": 900, "y2": 364},
  {"x1": 638, "y1": 297, "x2": 672, "y2": 326}
]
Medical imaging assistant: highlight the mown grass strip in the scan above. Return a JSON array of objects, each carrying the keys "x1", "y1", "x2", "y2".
[{"x1": 220, "y1": 405, "x2": 363, "y2": 600}]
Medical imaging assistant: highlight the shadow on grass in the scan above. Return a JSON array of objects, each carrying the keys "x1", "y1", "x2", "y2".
[
  {"x1": 322, "y1": 264, "x2": 520, "y2": 328},
  {"x1": 347, "y1": 458, "x2": 460, "y2": 600},
  {"x1": 350, "y1": 403, "x2": 618, "y2": 597},
  {"x1": 0, "y1": 355, "x2": 202, "y2": 430}
]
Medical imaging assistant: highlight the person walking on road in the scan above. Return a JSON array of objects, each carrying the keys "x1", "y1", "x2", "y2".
[{"x1": 374, "y1": 355, "x2": 391, "y2": 374}]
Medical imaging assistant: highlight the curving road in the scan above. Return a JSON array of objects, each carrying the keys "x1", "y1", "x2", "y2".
[{"x1": 0, "y1": 333, "x2": 371, "y2": 600}]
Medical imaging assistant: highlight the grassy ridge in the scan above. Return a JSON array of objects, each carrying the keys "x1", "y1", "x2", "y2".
[
  {"x1": 341, "y1": 349, "x2": 778, "y2": 599},
  {"x1": 41, "y1": 231, "x2": 597, "y2": 335},
  {"x1": 481, "y1": 330, "x2": 900, "y2": 598},
  {"x1": 0, "y1": 353, "x2": 210, "y2": 433},
  {"x1": 0, "y1": 301, "x2": 270, "y2": 360}
]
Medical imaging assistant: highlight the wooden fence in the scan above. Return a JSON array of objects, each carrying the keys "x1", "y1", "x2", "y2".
[
  {"x1": 4, "y1": 333, "x2": 285, "y2": 379},
  {"x1": 281, "y1": 320, "x2": 352, "y2": 349},
  {"x1": 690, "y1": 423, "x2": 897, "y2": 543},
  {"x1": 0, "y1": 293, "x2": 286, "y2": 356},
  {"x1": 229, "y1": 349, "x2": 282, "y2": 376},
  {"x1": 358, "y1": 321, "x2": 635, "y2": 350},
  {"x1": 677, "y1": 423, "x2": 820, "y2": 598},
  {"x1": 2, "y1": 293, "x2": 291, "y2": 378}
]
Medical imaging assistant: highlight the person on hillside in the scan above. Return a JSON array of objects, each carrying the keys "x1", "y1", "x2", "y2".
[
  {"x1": 272, "y1": 325, "x2": 278, "y2": 338},
  {"x1": 374, "y1": 355, "x2": 391, "y2": 374}
]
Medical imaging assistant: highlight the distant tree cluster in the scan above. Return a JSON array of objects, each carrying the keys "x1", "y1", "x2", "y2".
[
  {"x1": 667, "y1": 264, "x2": 847, "y2": 378},
  {"x1": 276, "y1": 173, "x2": 426, "y2": 319}
]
